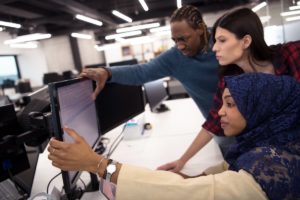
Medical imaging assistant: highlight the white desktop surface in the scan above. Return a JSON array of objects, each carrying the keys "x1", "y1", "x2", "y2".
[{"x1": 31, "y1": 98, "x2": 224, "y2": 199}]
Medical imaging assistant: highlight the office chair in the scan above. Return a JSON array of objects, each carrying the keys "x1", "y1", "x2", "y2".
[
  {"x1": 42, "y1": 72, "x2": 64, "y2": 85},
  {"x1": 16, "y1": 81, "x2": 33, "y2": 93},
  {"x1": 62, "y1": 70, "x2": 73, "y2": 80}
]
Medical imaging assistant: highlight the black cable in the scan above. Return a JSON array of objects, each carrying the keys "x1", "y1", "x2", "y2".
[{"x1": 46, "y1": 172, "x2": 62, "y2": 194}]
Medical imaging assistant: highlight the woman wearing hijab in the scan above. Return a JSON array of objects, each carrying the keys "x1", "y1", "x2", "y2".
[{"x1": 48, "y1": 73, "x2": 300, "y2": 200}]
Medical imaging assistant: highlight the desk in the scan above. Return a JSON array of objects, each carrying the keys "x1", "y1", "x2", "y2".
[{"x1": 31, "y1": 98, "x2": 224, "y2": 199}]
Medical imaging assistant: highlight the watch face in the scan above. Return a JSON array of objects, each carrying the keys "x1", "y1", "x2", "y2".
[{"x1": 107, "y1": 164, "x2": 116, "y2": 173}]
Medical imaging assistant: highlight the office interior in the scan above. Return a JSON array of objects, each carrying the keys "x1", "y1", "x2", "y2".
[{"x1": 1, "y1": 0, "x2": 300, "y2": 199}]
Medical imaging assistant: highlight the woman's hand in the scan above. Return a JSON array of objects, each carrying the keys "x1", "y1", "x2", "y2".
[
  {"x1": 80, "y1": 68, "x2": 110, "y2": 100},
  {"x1": 48, "y1": 127, "x2": 100, "y2": 173},
  {"x1": 156, "y1": 159, "x2": 185, "y2": 173}
]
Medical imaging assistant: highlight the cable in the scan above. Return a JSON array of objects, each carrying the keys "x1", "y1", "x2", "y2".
[
  {"x1": 46, "y1": 172, "x2": 62, "y2": 194},
  {"x1": 106, "y1": 124, "x2": 127, "y2": 158}
]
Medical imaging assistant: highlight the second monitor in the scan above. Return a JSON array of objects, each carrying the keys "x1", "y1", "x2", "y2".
[{"x1": 143, "y1": 79, "x2": 169, "y2": 113}]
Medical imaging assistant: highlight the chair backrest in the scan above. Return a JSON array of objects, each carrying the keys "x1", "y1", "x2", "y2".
[
  {"x1": 16, "y1": 81, "x2": 32, "y2": 93},
  {"x1": 2, "y1": 79, "x2": 15, "y2": 88},
  {"x1": 43, "y1": 72, "x2": 63, "y2": 85},
  {"x1": 62, "y1": 70, "x2": 73, "y2": 80}
]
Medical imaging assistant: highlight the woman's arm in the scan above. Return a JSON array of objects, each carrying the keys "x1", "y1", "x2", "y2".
[
  {"x1": 47, "y1": 128, "x2": 267, "y2": 200},
  {"x1": 157, "y1": 128, "x2": 213, "y2": 172}
]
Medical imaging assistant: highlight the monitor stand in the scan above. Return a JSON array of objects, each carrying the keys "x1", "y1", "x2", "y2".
[
  {"x1": 123, "y1": 113, "x2": 150, "y2": 141},
  {"x1": 154, "y1": 103, "x2": 170, "y2": 113}
]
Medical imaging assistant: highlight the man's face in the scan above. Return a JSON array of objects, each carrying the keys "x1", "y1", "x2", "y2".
[{"x1": 171, "y1": 20, "x2": 203, "y2": 57}]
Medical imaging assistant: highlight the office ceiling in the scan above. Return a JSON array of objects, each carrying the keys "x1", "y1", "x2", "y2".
[{"x1": 0, "y1": 0, "x2": 258, "y2": 42}]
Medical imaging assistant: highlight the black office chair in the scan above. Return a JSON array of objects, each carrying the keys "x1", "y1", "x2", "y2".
[
  {"x1": 42, "y1": 72, "x2": 64, "y2": 85},
  {"x1": 16, "y1": 81, "x2": 32, "y2": 93},
  {"x1": 2, "y1": 79, "x2": 15, "y2": 88},
  {"x1": 1, "y1": 79, "x2": 16, "y2": 96},
  {"x1": 62, "y1": 70, "x2": 74, "y2": 80}
]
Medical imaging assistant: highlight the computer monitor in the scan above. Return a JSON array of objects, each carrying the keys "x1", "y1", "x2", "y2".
[
  {"x1": 49, "y1": 78, "x2": 101, "y2": 198},
  {"x1": 109, "y1": 58, "x2": 138, "y2": 67},
  {"x1": 0, "y1": 104, "x2": 30, "y2": 183},
  {"x1": 0, "y1": 104, "x2": 22, "y2": 137},
  {"x1": 0, "y1": 55, "x2": 21, "y2": 85},
  {"x1": 96, "y1": 83, "x2": 145, "y2": 134},
  {"x1": 143, "y1": 79, "x2": 169, "y2": 113},
  {"x1": 84, "y1": 63, "x2": 106, "y2": 68}
]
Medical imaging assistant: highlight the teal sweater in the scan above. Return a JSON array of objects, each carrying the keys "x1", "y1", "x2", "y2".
[{"x1": 110, "y1": 47, "x2": 219, "y2": 118}]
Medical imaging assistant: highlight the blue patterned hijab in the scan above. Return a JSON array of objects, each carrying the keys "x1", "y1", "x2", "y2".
[{"x1": 224, "y1": 73, "x2": 300, "y2": 200}]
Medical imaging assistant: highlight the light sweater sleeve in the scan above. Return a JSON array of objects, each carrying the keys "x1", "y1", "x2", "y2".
[{"x1": 116, "y1": 164, "x2": 267, "y2": 200}]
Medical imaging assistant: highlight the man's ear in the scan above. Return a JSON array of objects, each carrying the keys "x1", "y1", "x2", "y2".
[
  {"x1": 196, "y1": 23, "x2": 204, "y2": 35},
  {"x1": 242, "y1": 35, "x2": 252, "y2": 49}
]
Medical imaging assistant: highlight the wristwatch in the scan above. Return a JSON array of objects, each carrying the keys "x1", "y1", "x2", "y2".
[{"x1": 104, "y1": 159, "x2": 117, "y2": 182}]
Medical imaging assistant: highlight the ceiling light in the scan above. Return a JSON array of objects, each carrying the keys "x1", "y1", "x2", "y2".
[
  {"x1": 4, "y1": 33, "x2": 52, "y2": 44},
  {"x1": 252, "y1": 1, "x2": 267, "y2": 12},
  {"x1": 115, "y1": 37, "x2": 127, "y2": 42},
  {"x1": 75, "y1": 14, "x2": 103, "y2": 26},
  {"x1": 0, "y1": 20, "x2": 21, "y2": 29},
  {"x1": 105, "y1": 30, "x2": 142, "y2": 40},
  {"x1": 10, "y1": 42, "x2": 38, "y2": 49},
  {"x1": 280, "y1": 10, "x2": 300, "y2": 16},
  {"x1": 127, "y1": 36, "x2": 154, "y2": 45},
  {"x1": 286, "y1": 15, "x2": 300, "y2": 22},
  {"x1": 260, "y1": 15, "x2": 271, "y2": 23},
  {"x1": 289, "y1": 5, "x2": 300, "y2": 10},
  {"x1": 94, "y1": 44, "x2": 117, "y2": 51},
  {"x1": 112, "y1": 10, "x2": 132, "y2": 23},
  {"x1": 149, "y1": 25, "x2": 170, "y2": 33},
  {"x1": 71, "y1": 33, "x2": 92, "y2": 39},
  {"x1": 177, "y1": 0, "x2": 182, "y2": 8},
  {"x1": 116, "y1": 22, "x2": 160, "y2": 33},
  {"x1": 0, "y1": 27, "x2": 3, "y2": 31},
  {"x1": 139, "y1": 0, "x2": 149, "y2": 11}
]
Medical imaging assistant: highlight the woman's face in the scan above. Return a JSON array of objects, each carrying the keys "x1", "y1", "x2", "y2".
[
  {"x1": 171, "y1": 20, "x2": 203, "y2": 57},
  {"x1": 218, "y1": 88, "x2": 246, "y2": 136},
  {"x1": 213, "y1": 27, "x2": 247, "y2": 66}
]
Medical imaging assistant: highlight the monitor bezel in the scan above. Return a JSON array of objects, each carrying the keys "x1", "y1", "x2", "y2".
[{"x1": 49, "y1": 77, "x2": 101, "y2": 195}]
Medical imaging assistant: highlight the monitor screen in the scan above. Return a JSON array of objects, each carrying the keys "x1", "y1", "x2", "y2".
[
  {"x1": 0, "y1": 55, "x2": 20, "y2": 85},
  {"x1": 49, "y1": 78, "x2": 101, "y2": 196},
  {"x1": 96, "y1": 83, "x2": 145, "y2": 134},
  {"x1": 143, "y1": 79, "x2": 169, "y2": 113}
]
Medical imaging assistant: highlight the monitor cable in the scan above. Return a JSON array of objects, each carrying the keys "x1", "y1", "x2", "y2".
[
  {"x1": 46, "y1": 172, "x2": 61, "y2": 194},
  {"x1": 106, "y1": 124, "x2": 127, "y2": 158}
]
